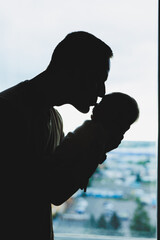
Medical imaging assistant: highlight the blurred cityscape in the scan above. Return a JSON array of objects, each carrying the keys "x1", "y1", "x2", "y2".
[{"x1": 52, "y1": 141, "x2": 157, "y2": 238}]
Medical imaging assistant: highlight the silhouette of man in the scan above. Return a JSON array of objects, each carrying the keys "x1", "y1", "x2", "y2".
[{"x1": 0, "y1": 31, "x2": 113, "y2": 240}]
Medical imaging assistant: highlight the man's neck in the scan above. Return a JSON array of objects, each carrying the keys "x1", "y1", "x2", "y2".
[{"x1": 29, "y1": 70, "x2": 67, "y2": 109}]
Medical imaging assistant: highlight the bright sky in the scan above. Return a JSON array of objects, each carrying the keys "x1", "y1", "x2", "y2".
[{"x1": 0, "y1": 0, "x2": 158, "y2": 141}]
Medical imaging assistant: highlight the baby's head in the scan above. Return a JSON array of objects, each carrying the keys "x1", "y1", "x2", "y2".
[{"x1": 92, "y1": 92, "x2": 139, "y2": 136}]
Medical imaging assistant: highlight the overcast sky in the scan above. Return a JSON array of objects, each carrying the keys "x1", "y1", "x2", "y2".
[{"x1": 0, "y1": 0, "x2": 158, "y2": 141}]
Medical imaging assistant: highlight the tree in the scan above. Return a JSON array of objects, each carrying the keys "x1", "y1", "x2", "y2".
[
  {"x1": 135, "y1": 172, "x2": 142, "y2": 183},
  {"x1": 109, "y1": 212, "x2": 121, "y2": 230},
  {"x1": 90, "y1": 214, "x2": 97, "y2": 228},
  {"x1": 97, "y1": 214, "x2": 107, "y2": 229},
  {"x1": 130, "y1": 200, "x2": 156, "y2": 237}
]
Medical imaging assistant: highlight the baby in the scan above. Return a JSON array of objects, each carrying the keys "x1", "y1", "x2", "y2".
[{"x1": 53, "y1": 92, "x2": 139, "y2": 192}]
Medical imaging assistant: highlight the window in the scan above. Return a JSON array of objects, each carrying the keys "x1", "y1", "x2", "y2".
[
  {"x1": 0, "y1": 1, "x2": 158, "y2": 239},
  {"x1": 53, "y1": 142, "x2": 157, "y2": 239}
]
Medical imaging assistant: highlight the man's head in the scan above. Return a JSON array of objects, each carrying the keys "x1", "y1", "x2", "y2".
[{"x1": 47, "y1": 31, "x2": 113, "y2": 113}]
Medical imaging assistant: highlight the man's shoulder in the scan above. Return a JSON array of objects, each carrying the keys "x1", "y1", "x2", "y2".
[
  {"x1": 0, "y1": 90, "x2": 26, "y2": 125},
  {"x1": 0, "y1": 81, "x2": 31, "y2": 115},
  {"x1": 0, "y1": 95, "x2": 12, "y2": 111},
  {"x1": 0, "y1": 81, "x2": 29, "y2": 105}
]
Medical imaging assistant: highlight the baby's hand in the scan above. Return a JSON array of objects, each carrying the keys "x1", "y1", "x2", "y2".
[
  {"x1": 104, "y1": 134, "x2": 124, "y2": 153},
  {"x1": 99, "y1": 153, "x2": 107, "y2": 164}
]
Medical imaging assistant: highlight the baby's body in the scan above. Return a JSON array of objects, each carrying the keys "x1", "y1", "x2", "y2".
[
  {"x1": 59, "y1": 92, "x2": 139, "y2": 167},
  {"x1": 55, "y1": 92, "x2": 139, "y2": 191}
]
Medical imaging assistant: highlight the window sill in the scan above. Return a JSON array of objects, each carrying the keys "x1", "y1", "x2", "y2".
[{"x1": 55, "y1": 233, "x2": 156, "y2": 240}]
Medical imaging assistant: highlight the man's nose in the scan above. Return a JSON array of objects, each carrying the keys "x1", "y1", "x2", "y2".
[{"x1": 98, "y1": 83, "x2": 105, "y2": 97}]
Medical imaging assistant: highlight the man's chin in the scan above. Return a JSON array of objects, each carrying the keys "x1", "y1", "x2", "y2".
[{"x1": 74, "y1": 104, "x2": 90, "y2": 113}]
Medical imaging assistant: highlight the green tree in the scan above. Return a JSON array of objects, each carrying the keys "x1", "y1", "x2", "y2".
[
  {"x1": 130, "y1": 200, "x2": 156, "y2": 237},
  {"x1": 90, "y1": 214, "x2": 97, "y2": 228},
  {"x1": 97, "y1": 214, "x2": 107, "y2": 229},
  {"x1": 135, "y1": 172, "x2": 142, "y2": 183},
  {"x1": 109, "y1": 212, "x2": 121, "y2": 230}
]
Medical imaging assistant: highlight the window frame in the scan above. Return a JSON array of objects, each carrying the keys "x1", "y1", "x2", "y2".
[{"x1": 157, "y1": 3, "x2": 159, "y2": 240}]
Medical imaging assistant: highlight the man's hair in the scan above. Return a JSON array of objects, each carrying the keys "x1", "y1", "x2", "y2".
[
  {"x1": 47, "y1": 31, "x2": 113, "y2": 71},
  {"x1": 92, "y1": 92, "x2": 139, "y2": 126}
]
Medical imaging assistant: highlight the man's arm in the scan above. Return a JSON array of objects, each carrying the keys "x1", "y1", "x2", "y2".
[{"x1": 43, "y1": 120, "x2": 106, "y2": 205}]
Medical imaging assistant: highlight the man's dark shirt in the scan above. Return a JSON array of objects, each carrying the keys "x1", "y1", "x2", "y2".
[
  {"x1": 0, "y1": 81, "x2": 63, "y2": 240},
  {"x1": 0, "y1": 80, "x2": 106, "y2": 240}
]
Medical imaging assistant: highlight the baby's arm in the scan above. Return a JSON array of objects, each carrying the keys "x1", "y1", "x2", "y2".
[
  {"x1": 52, "y1": 120, "x2": 106, "y2": 191},
  {"x1": 53, "y1": 120, "x2": 106, "y2": 167}
]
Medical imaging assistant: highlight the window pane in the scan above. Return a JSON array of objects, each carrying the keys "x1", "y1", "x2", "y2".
[
  {"x1": 54, "y1": 1, "x2": 158, "y2": 239},
  {"x1": 0, "y1": 0, "x2": 158, "y2": 239},
  {"x1": 53, "y1": 141, "x2": 157, "y2": 238}
]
